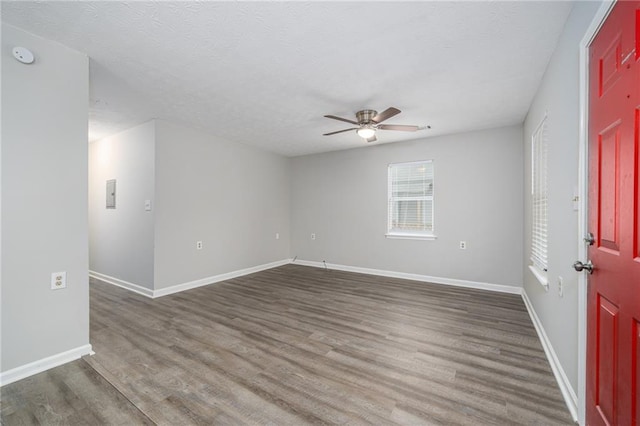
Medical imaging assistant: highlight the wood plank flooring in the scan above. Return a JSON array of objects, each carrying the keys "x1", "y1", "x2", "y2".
[
  {"x1": 2, "y1": 264, "x2": 574, "y2": 425},
  {"x1": 0, "y1": 356, "x2": 151, "y2": 425}
]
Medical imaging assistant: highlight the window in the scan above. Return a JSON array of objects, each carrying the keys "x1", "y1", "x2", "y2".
[
  {"x1": 530, "y1": 116, "x2": 548, "y2": 286},
  {"x1": 387, "y1": 160, "x2": 435, "y2": 239}
]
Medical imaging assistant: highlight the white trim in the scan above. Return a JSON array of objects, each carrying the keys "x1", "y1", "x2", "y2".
[
  {"x1": 388, "y1": 159, "x2": 432, "y2": 167},
  {"x1": 528, "y1": 265, "x2": 549, "y2": 290},
  {"x1": 521, "y1": 289, "x2": 578, "y2": 422},
  {"x1": 0, "y1": 344, "x2": 93, "y2": 387},
  {"x1": 92, "y1": 260, "x2": 292, "y2": 299},
  {"x1": 577, "y1": 3, "x2": 615, "y2": 424},
  {"x1": 385, "y1": 233, "x2": 437, "y2": 241},
  {"x1": 89, "y1": 270, "x2": 154, "y2": 298},
  {"x1": 294, "y1": 259, "x2": 522, "y2": 295},
  {"x1": 152, "y1": 259, "x2": 291, "y2": 298}
]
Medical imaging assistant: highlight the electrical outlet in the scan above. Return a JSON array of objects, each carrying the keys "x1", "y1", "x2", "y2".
[
  {"x1": 311, "y1": 233, "x2": 316, "y2": 240},
  {"x1": 558, "y1": 276, "x2": 564, "y2": 297},
  {"x1": 51, "y1": 271, "x2": 66, "y2": 290},
  {"x1": 196, "y1": 241, "x2": 203, "y2": 250},
  {"x1": 459, "y1": 241, "x2": 467, "y2": 250},
  {"x1": 275, "y1": 233, "x2": 280, "y2": 240}
]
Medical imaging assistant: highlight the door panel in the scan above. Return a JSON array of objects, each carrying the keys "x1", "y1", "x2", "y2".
[
  {"x1": 637, "y1": 10, "x2": 640, "y2": 61},
  {"x1": 599, "y1": 34, "x2": 622, "y2": 97},
  {"x1": 598, "y1": 121, "x2": 621, "y2": 252},
  {"x1": 634, "y1": 320, "x2": 639, "y2": 424},
  {"x1": 633, "y1": 108, "x2": 640, "y2": 262},
  {"x1": 597, "y1": 295, "x2": 619, "y2": 425}
]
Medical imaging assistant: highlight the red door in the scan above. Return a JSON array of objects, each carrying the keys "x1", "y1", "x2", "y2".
[{"x1": 587, "y1": 1, "x2": 640, "y2": 424}]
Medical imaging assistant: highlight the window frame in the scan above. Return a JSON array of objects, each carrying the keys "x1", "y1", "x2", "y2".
[
  {"x1": 529, "y1": 115, "x2": 549, "y2": 288},
  {"x1": 386, "y1": 160, "x2": 436, "y2": 241}
]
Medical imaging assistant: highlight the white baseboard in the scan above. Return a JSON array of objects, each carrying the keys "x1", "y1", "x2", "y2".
[
  {"x1": 153, "y1": 258, "x2": 292, "y2": 298},
  {"x1": 521, "y1": 289, "x2": 578, "y2": 422},
  {"x1": 92, "y1": 260, "x2": 292, "y2": 299},
  {"x1": 89, "y1": 270, "x2": 154, "y2": 298},
  {"x1": 0, "y1": 344, "x2": 93, "y2": 387},
  {"x1": 294, "y1": 259, "x2": 523, "y2": 295}
]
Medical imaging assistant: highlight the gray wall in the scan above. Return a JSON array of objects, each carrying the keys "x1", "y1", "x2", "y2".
[
  {"x1": 1, "y1": 25, "x2": 90, "y2": 371},
  {"x1": 523, "y1": 1, "x2": 602, "y2": 394},
  {"x1": 89, "y1": 121, "x2": 155, "y2": 289},
  {"x1": 291, "y1": 125, "x2": 524, "y2": 287},
  {"x1": 153, "y1": 120, "x2": 290, "y2": 289}
]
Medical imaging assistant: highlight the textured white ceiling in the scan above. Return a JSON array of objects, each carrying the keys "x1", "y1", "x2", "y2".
[{"x1": 2, "y1": 1, "x2": 573, "y2": 156}]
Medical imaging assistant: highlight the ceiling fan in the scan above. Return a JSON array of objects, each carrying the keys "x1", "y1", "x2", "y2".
[{"x1": 323, "y1": 107, "x2": 426, "y2": 143}]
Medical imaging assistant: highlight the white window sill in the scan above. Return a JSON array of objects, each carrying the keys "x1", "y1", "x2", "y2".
[
  {"x1": 528, "y1": 265, "x2": 549, "y2": 290},
  {"x1": 385, "y1": 233, "x2": 437, "y2": 241}
]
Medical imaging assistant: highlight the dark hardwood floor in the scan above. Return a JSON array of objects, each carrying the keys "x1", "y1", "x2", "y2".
[{"x1": 2, "y1": 264, "x2": 574, "y2": 425}]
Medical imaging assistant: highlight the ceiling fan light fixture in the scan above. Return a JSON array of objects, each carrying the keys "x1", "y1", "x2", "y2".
[
  {"x1": 324, "y1": 107, "x2": 422, "y2": 142},
  {"x1": 357, "y1": 127, "x2": 376, "y2": 139}
]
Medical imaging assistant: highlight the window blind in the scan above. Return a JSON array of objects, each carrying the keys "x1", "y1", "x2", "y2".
[
  {"x1": 531, "y1": 117, "x2": 548, "y2": 272},
  {"x1": 388, "y1": 160, "x2": 434, "y2": 235}
]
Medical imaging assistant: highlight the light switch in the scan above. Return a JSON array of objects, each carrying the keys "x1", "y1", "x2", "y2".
[
  {"x1": 145, "y1": 200, "x2": 152, "y2": 211},
  {"x1": 106, "y1": 179, "x2": 116, "y2": 209}
]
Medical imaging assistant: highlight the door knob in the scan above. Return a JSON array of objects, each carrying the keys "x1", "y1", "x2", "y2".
[{"x1": 573, "y1": 260, "x2": 595, "y2": 274}]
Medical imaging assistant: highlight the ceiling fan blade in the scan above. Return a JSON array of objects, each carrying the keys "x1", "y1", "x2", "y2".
[
  {"x1": 366, "y1": 135, "x2": 377, "y2": 143},
  {"x1": 323, "y1": 128, "x2": 357, "y2": 136},
  {"x1": 372, "y1": 107, "x2": 401, "y2": 123},
  {"x1": 377, "y1": 124, "x2": 419, "y2": 132},
  {"x1": 324, "y1": 115, "x2": 358, "y2": 125}
]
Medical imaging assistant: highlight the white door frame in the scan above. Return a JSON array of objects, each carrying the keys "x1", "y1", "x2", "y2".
[{"x1": 577, "y1": 2, "x2": 615, "y2": 424}]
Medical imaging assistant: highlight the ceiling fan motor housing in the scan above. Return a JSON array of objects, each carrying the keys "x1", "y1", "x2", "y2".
[{"x1": 356, "y1": 109, "x2": 378, "y2": 124}]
